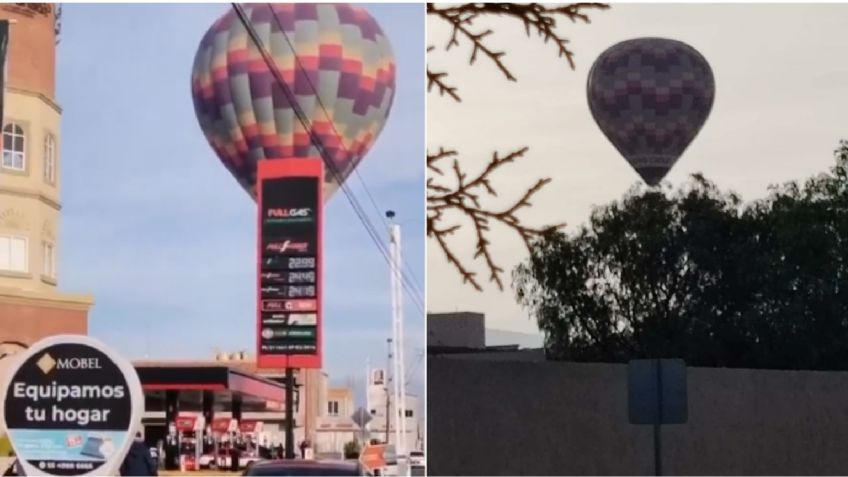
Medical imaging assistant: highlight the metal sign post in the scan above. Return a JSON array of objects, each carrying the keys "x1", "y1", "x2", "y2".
[{"x1": 628, "y1": 358, "x2": 687, "y2": 476}]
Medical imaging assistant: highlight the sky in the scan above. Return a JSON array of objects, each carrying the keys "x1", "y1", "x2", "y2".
[
  {"x1": 55, "y1": 3, "x2": 425, "y2": 400},
  {"x1": 428, "y1": 4, "x2": 848, "y2": 339}
]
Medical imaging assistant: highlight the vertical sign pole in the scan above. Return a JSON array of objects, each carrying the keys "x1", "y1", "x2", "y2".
[
  {"x1": 654, "y1": 358, "x2": 663, "y2": 476},
  {"x1": 285, "y1": 368, "x2": 295, "y2": 459}
]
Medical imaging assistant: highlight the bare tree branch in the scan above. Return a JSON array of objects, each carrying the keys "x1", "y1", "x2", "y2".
[
  {"x1": 427, "y1": 69, "x2": 461, "y2": 102},
  {"x1": 426, "y1": 2, "x2": 609, "y2": 100},
  {"x1": 428, "y1": 147, "x2": 564, "y2": 290},
  {"x1": 427, "y1": 3, "x2": 607, "y2": 290}
]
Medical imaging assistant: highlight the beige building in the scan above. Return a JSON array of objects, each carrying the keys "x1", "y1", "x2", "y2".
[
  {"x1": 0, "y1": 4, "x2": 93, "y2": 344},
  {"x1": 366, "y1": 368, "x2": 423, "y2": 452},
  {"x1": 315, "y1": 386, "x2": 359, "y2": 456}
]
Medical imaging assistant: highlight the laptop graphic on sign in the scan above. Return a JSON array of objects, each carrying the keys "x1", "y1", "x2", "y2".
[{"x1": 80, "y1": 437, "x2": 107, "y2": 460}]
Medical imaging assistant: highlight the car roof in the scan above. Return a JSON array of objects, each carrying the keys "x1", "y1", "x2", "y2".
[{"x1": 251, "y1": 459, "x2": 359, "y2": 470}]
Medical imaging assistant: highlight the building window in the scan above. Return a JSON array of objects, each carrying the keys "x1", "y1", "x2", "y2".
[
  {"x1": 405, "y1": 410, "x2": 413, "y2": 418},
  {"x1": 328, "y1": 400, "x2": 339, "y2": 416},
  {"x1": 0, "y1": 235, "x2": 28, "y2": 273},
  {"x1": 42, "y1": 242, "x2": 56, "y2": 278},
  {"x1": 44, "y1": 133, "x2": 56, "y2": 184},
  {"x1": 2, "y1": 123, "x2": 26, "y2": 171}
]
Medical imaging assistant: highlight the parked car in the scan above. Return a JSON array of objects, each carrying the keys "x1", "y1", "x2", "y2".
[
  {"x1": 408, "y1": 450, "x2": 425, "y2": 467},
  {"x1": 242, "y1": 459, "x2": 366, "y2": 476}
]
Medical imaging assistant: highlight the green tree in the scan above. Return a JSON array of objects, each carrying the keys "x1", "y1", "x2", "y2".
[
  {"x1": 344, "y1": 440, "x2": 361, "y2": 459},
  {"x1": 514, "y1": 141, "x2": 848, "y2": 370}
]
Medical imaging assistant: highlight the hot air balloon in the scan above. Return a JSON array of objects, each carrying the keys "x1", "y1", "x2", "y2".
[
  {"x1": 191, "y1": 3, "x2": 396, "y2": 200},
  {"x1": 587, "y1": 38, "x2": 715, "y2": 186}
]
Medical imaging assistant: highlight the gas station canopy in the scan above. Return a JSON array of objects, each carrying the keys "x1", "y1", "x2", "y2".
[{"x1": 134, "y1": 363, "x2": 286, "y2": 405}]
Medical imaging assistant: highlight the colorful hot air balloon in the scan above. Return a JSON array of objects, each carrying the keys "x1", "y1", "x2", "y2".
[
  {"x1": 191, "y1": 3, "x2": 396, "y2": 200},
  {"x1": 587, "y1": 38, "x2": 715, "y2": 186}
]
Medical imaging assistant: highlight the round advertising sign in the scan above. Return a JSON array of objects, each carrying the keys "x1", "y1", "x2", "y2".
[{"x1": 0, "y1": 335, "x2": 143, "y2": 476}]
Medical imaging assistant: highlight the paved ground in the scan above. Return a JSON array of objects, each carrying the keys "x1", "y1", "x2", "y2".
[{"x1": 160, "y1": 471, "x2": 240, "y2": 476}]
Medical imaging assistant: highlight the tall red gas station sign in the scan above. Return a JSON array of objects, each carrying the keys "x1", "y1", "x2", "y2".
[{"x1": 256, "y1": 158, "x2": 323, "y2": 370}]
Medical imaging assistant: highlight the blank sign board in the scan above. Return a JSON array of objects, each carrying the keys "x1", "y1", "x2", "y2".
[{"x1": 628, "y1": 358, "x2": 688, "y2": 425}]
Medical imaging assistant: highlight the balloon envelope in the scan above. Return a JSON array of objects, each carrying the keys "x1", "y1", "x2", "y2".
[
  {"x1": 587, "y1": 38, "x2": 715, "y2": 186},
  {"x1": 191, "y1": 3, "x2": 396, "y2": 200}
]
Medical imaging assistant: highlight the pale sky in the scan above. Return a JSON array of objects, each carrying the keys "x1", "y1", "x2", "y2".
[
  {"x1": 56, "y1": 4, "x2": 425, "y2": 398},
  {"x1": 428, "y1": 3, "x2": 848, "y2": 337}
]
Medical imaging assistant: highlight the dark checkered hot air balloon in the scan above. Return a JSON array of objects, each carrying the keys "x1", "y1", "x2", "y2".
[
  {"x1": 191, "y1": 3, "x2": 396, "y2": 200},
  {"x1": 587, "y1": 38, "x2": 715, "y2": 186}
]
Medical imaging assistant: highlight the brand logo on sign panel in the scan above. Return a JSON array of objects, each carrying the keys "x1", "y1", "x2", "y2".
[
  {"x1": 57, "y1": 357, "x2": 102, "y2": 371},
  {"x1": 37, "y1": 353, "x2": 57, "y2": 374},
  {"x1": 265, "y1": 208, "x2": 313, "y2": 223},
  {"x1": 261, "y1": 299, "x2": 317, "y2": 312},
  {"x1": 265, "y1": 240, "x2": 309, "y2": 253}
]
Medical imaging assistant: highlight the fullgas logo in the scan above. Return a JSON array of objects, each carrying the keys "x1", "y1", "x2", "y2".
[
  {"x1": 266, "y1": 240, "x2": 310, "y2": 254},
  {"x1": 265, "y1": 207, "x2": 313, "y2": 223},
  {"x1": 37, "y1": 352, "x2": 103, "y2": 374}
]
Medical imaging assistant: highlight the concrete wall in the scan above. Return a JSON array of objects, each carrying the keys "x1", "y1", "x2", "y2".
[{"x1": 428, "y1": 356, "x2": 848, "y2": 475}]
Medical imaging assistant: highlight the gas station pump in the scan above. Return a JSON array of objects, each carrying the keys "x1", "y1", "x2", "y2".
[
  {"x1": 210, "y1": 417, "x2": 237, "y2": 469},
  {"x1": 198, "y1": 424, "x2": 215, "y2": 469},
  {"x1": 239, "y1": 420, "x2": 264, "y2": 465},
  {"x1": 176, "y1": 413, "x2": 205, "y2": 471}
]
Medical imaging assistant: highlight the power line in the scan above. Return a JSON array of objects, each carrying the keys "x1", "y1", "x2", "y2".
[
  {"x1": 233, "y1": 2, "x2": 426, "y2": 313},
  {"x1": 230, "y1": 3, "x2": 425, "y2": 316},
  {"x1": 404, "y1": 348, "x2": 424, "y2": 388},
  {"x1": 264, "y1": 3, "x2": 426, "y2": 306}
]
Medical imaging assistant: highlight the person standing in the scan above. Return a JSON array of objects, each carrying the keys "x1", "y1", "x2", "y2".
[
  {"x1": 120, "y1": 433, "x2": 158, "y2": 476},
  {"x1": 164, "y1": 432, "x2": 178, "y2": 470},
  {"x1": 230, "y1": 433, "x2": 241, "y2": 473}
]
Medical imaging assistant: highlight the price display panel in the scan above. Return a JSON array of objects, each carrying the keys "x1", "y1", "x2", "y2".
[{"x1": 256, "y1": 159, "x2": 322, "y2": 369}]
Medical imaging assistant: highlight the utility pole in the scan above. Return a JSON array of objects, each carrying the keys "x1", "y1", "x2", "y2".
[
  {"x1": 385, "y1": 338, "x2": 392, "y2": 444},
  {"x1": 364, "y1": 357, "x2": 370, "y2": 444},
  {"x1": 386, "y1": 210, "x2": 406, "y2": 457}
]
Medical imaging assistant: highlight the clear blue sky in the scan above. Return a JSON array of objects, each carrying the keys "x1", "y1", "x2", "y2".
[{"x1": 56, "y1": 3, "x2": 425, "y2": 396}]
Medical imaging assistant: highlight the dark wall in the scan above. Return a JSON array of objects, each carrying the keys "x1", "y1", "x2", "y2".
[{"x1": 428, "y1": 356, "x2": 848, "y2": 475}]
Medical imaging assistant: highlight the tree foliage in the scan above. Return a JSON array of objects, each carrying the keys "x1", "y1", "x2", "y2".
[
  {"x1": 514, "y1": 141, "x2": 848, "y2": 370},
  {"x1": 427, "y1": 3, "x2": 608, "y2": 291},
  {"x1": 344, "y1": 440, "x2": 361, "y2": 459}
]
